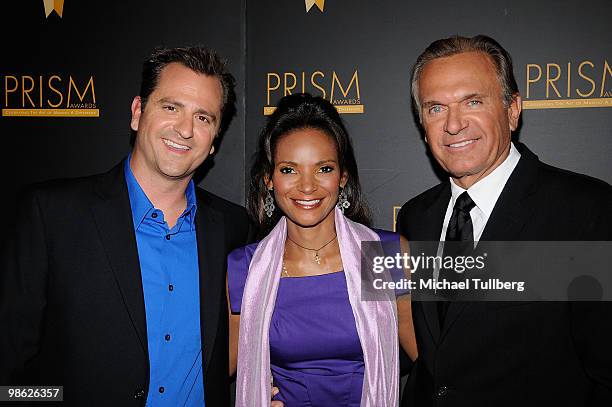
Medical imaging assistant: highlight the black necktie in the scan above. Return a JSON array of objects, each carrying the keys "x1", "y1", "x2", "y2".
[{"x1": 438, "y1": 191, "x2": 476, "y2": 325}]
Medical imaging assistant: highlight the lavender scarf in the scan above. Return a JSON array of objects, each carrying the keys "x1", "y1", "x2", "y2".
[{"x1": 235, "y1": 207, "x2": 399, "y2": 406}]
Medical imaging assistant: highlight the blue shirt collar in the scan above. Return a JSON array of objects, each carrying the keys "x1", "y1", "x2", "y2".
[
  {"x1": 183, "y1": 178, "x2": 198, "y2": 230},
  {"x1": 124, "y1": 154, "x2": 198, "y2": 231}
]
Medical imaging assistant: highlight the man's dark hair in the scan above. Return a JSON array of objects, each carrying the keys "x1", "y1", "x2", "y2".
[
  {"x1": 411, "y1": 35, "x2": 519, "y2": 120},
  {"x1": 248, "y1": 93, "x2": 371, "y2": 237},
  {"x1": 139, "y1": 46, "x2": 236, "y2": 136}
]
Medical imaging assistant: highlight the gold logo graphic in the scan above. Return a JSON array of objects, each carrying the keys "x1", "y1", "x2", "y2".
[
  {"x1": 44, "y1": 0, "x2": 64, "y2": 18},
  {"x1": 305, "y1": 0, "x2": 325, "y2": 12},
  {"x1": 2, "y1": 74, "x2": 99, "y2": 118},
  {"x1": 523, "y1": 60, "x2": 612, "y2": 109},
  {"x1": 264, "y1": 69, "x2": 363, "y2": 115}
]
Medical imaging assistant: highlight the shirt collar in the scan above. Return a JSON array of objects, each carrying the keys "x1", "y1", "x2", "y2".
[
  {"x1": 183, "y1": 179, "x2": 197, "y2": 230},
  {"x1": 449, "y1": 142, "x2": 521, "y2": 218},
  {"x1": 124, "y1": 154, "x2": 154, "y2": 230},
  {"x1": 124, "y1": 154, "x2": 198, "y2": 231}
]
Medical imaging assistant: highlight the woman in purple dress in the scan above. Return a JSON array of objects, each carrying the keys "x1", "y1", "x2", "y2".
[{"x1": 228, "y1": 94, "x2": 416, "y2": 407}]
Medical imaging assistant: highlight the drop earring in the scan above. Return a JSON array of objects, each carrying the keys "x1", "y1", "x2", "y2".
[
  {"x1": 264, "y1": 189, "x2": 275, "y2": 218},
  {"x1": 337, "y1": 187, "x2": 350, "y2": 213}
]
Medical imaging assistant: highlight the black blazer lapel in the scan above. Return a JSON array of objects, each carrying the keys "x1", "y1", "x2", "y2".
[
  {"x1": 414, "y1": 183, "x2": 452, "y2": 344},
  {"x1": 90, "y1": 161, "x2": 148, "y2": 356},
  {"x1": 410, "y1": 182, "x2": 450, "y2": 243},
  {"x1": 441, "y1": 144, "x2": 541, "y2": 339},
  {"x1": 480, "y1": 143, "x2": 540, "y2": 242},
  {"x1": 195, "y1": 192, "x2": 225, "y2": 375}
]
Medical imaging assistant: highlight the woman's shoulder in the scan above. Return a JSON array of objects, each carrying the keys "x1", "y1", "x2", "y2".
[
  {"x1": 227, "y1": 242, "x2": 261, "y2": 313},
  {"x1": 370, "y1": 228, "x2": 400, "y2": 243},
  {"x1": 228, "y1": 241, "x2": 260, "y2": 264}
]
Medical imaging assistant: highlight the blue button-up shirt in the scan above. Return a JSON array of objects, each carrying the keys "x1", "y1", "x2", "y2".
[{"x1": 124, "y1": 157, "x2": 204, "y2": 407}]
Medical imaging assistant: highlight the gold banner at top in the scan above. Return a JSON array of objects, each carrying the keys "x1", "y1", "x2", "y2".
[{"x1": 305, "y1": 0, "x2": 325, "y2": 12}]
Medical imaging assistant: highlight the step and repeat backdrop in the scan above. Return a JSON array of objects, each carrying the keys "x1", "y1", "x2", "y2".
[
  {"x1": 0, "y1": 0, "x2": 246, "y2": 245},
  {"x1": 2, "y1": 0, "x2": 610, "y2": 234},
  {"x1": 245, "y1": 0, "x2": 611, "y2": 230}
]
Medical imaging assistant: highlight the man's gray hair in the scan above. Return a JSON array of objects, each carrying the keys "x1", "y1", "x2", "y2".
[{"x1": 411, "y1": 35, "x2": 519, "y2": 120}]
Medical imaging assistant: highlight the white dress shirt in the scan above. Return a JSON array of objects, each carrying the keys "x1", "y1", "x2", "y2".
[{"x1": 439, "y1": 142, "x2": 521, "y2": 244}]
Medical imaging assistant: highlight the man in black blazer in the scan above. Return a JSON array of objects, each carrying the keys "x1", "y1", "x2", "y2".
[
  {"x1": 398, "y1": 35, "x2": 612, "y2": 406},
  {"x1": 0, "y1": 47, "x2": 250, "y2": 406}
]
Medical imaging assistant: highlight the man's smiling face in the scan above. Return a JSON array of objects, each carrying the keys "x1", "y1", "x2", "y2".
[
  {"x1": 418, "y1": 51, "x2": 521, "y2": 189},
  {"x1": 130, "y1": 62, "x2": 223, "y2": 183}
]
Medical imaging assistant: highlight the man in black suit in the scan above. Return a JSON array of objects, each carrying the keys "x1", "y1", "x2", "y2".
[
  {"x1": 398, "y1": 35, "x2": 612, "y2": 406},
  {"x1": 0, "y1": 47, "x2": 250, "y2": 406}
]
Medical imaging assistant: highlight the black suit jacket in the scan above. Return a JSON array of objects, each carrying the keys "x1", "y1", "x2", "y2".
[
  {"x1": 397, "y1": 143, "x2": 612, "y2": 407},
  {"x1": 0, "y1": 161, "x2": 251, "y2": 406}
]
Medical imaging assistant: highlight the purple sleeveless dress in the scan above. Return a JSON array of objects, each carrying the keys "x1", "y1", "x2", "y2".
[
  {"x1": 227, "y1": 230, "x2": 400, "y2": 406},
  {"x1": 268, "y1": 271, "x2": 364, "y2": 406}
]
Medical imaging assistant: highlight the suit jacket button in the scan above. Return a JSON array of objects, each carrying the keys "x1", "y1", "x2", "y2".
[
  {"x1": 436, "y1": 385, "x2": 448, "y2": 397},
  {"x1": 134, "y1": 389, "x2": 145, "y2": 400}
]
